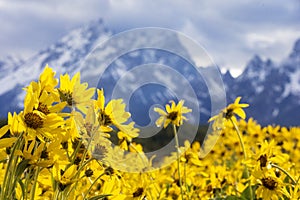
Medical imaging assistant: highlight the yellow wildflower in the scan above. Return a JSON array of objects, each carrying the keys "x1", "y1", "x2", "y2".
[
  {"x1": 58, "y1": 72, "x2": 95, "y2": 113},
  {"x1": 154, "y1": 100, "x2": 192, "y2": 128}
]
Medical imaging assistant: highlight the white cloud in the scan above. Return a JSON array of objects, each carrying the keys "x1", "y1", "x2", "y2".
[
  {"x1": 0, "y1": 0, "x2": 299, "y2": 72},
  {"x1": 245, "y1": 30, "x2": 300, "y2": 62}
]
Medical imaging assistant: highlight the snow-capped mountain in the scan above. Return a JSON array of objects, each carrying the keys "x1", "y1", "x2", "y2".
[
  {"x1": 0, "y1": 19, "x2": 299, "y2": 126},
  {"x1": 0, "y1": 19, "x2": 111, "y2": 116},
  {"x1": 225, "y1": 40, "x2": 300, "y2": 126},
  {"x1": 0, "y1": 19, "x2": 210, "y2": 128}
]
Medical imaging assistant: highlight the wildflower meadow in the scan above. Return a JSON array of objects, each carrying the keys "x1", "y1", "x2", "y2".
[{"x1": 0, "y1": 65, "x2": 299, "y2": 200}]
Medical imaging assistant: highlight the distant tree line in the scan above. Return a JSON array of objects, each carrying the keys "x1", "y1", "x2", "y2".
[{"x1": 0, "y1": 118, "x2": 209, "y2": 152}]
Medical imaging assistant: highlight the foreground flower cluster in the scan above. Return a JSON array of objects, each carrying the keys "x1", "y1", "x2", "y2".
[{"x1": 0, "y1": 66, "x2": 299, "y2": 199}]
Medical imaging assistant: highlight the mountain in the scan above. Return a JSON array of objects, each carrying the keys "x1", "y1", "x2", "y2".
[
  {"x1": 0, "y1": 19, "x2": 211, "y2": 131},
  {"x1": 226, "y1": 40, "x2": 300, "y2": 126},
  {"x1": 0, "y1": 19, "x2": 299, "y2": 126},
  {"x1": 0, "y1": 55, "x2": 24, "y2": 79},
  {"x1": 0, "y1": 19, "x2": 111, "y2": 116}
]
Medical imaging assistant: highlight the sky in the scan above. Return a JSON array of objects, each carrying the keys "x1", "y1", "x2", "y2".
[{"x1": 0, "y1": 0, "x2": 300, "y2": 76}]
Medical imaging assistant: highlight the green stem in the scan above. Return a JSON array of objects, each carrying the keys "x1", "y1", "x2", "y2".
[
  {"x1": 53, "y1": 188, "x2": 59, "y2": 200},
  {"x1": 65, "y1": 158, "x2": 95, "y2": 198},
  {"x1": 172, "y1": 124, "x2": 184, "y2": 200},
  {"x1": 30, "y1": 166, "x2": 40, "y2": 200},
  {"x1": 83, "y1": 173, "x2": 105, "y2": 198},
  {"x1": 230, "y1": 118, "x2": 247, "y2": 160},
  {"x1": 271, "y1": 163, "x2": 297, "y2": 185},
  {"x1": 0, "y1": 132, "x2": 24, "y2": 199},
  {"x1": 66, "y1": 132, "x2": 96, "y2": 198},
  {"x1": 184, "y1": 162, "x2": 190, "y2": 200},
  {"x1": 70, "y1": 139, "x2": 83, "y2": 164},
  {"x1": 230, "y1": 118, "x2": 253, "y2": 200}
]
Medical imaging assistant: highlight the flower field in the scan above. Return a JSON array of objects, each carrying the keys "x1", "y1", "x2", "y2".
[{"x1": 0, "y1": 66, "x2": 299, "y2": 199}]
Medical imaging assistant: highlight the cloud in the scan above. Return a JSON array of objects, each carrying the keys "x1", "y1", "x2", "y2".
[
  {"x1": 0, "y1": 0, "x2": 108, "y2": 57},
  {"x1": 0, "y1": 0, "x2": 299, "y2": 74}
]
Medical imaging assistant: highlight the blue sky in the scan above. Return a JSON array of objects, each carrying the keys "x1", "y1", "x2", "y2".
[{"x1": 0, "y1": 0, "x2": 299, "y2": 76}]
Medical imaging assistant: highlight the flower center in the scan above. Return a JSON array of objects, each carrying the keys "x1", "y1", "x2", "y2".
[
  {"x1": 133, "y1": 187, "x2": 144, "y2": 197},
  {"x1": 85, "y1": 169, "x2": 94, "y2": 177},
  {"x1": 104, "y1": 166, "x2": 114, "y2": 175},
  {"x1": 41, "y1": 150, "x2": 49, "y2": 159},
  {"x1": 58, "y1": 89, "x2": 74, "y2": 106},
  {"x1": 98, "y1": 110, "x2": 112, "y2": 126},
  {"x1": 38, "y1": 103, "x2": 50, "y2": 115},
  {"x1": 258, "y1": 154, "x2": 268, "y2": 168},
  {"x1": 224, "y1": 108, "x2": 234, "y2": 119},
  {"x1": 24, "y1": 113, "x2": 44, "y2": 129},
  {"x1": 261, "y1": 177, "x2": 278, "y2": 190},
  {"x1": 167, "y1": 111, "x2": 178, "y2": 121}
]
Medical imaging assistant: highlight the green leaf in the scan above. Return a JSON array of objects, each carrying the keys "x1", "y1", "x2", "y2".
[
  {"x1": 88, "y1": 194, "x2": 111, "y2": 200},
  {"x1": 15, "y1": 159, "x2": 30, "y2": 178},
  {"x1": 18, "y1": 179, "x2": 26, "y2": 199},
  {"x1": 224, "y1": 195, "x2": 245, "y2": 200},
  {"x1": 241, "y1": 185, "x2": 256, "y2": 200}
]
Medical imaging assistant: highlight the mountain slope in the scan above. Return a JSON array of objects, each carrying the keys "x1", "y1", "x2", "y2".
[
  {"x1": 0, "y1": 19, "x2": 111, "y2": 116},
  {"x1": 226, "y1": 39, "x2": 300, "y2": 126},
  {"x1": 0, "y1": 19, "x2": 299, "y2": 126}
]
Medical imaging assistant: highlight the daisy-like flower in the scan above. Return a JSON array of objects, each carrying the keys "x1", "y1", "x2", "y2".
[
  {"x1": 248, "y1": 139, "x2": 289, "y2": 171},
  {"x1": 58, "y1": 72, "x2": 95, "y2": 113},
  {"x1": 53, "y1": 164, "x2": 78, "y2": 191},
  {"x1": 154, "y1": 100, "x2": 192, "y2": 128},
  {"x1": 94, "y1": 89, "x2": 139, "y2": 138},
  {"x1": 253, "y1": 169, "x2": 290, "y2": 199},
  {"x1": 209, "y1": 97, "x2": 249, "y2": 131},
  {"x1": 21, "y1": 84, "x2": 65, "y2": 141}
]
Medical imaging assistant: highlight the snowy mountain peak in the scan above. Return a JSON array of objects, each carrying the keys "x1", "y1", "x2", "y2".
[
  {"x1": 223, "y1": 70, "x2": 234, "y2": 83},
  {"x1": 36, "y1": 19, "x2": 110, "y2": 72},
  {"x1": 0, "y1": 18, "x2": 299, "y2": 126},
  {"x1": 245, "y1": 55, "x2": 263, "y2": 70},
  {"x1": 239, "y1": 55, "x2": 272, "y2": 82}
]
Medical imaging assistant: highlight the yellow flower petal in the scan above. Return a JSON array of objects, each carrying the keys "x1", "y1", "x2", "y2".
[
  {"x1": 0, "y1": 125, "x2": 9, "y2": 138},
  {"x1": 154, "y1": 107, "x2": 167, "y2": 116},
  {"x1": 155, "y1": 116, "x2": 165, "y2": 127},
  {"x1": 0, "y1": 138, "x2": 17, "y2": 148},
  {"x1": 234, "y1": 108, "x2": 246, "y2": 119}
]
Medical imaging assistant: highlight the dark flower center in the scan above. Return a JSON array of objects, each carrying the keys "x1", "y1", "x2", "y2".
[
  {"x1": 167, "y1": 111, "x2": 178, "y2": 121},
  {"x1": 206, "y1": 184, "x2": 213, "y2": 192},
  {"x1": 24, "y1": 113, "x2": 44, "y2": 129},
  {"x1": 224, "y1": 108, "x2": 234, "y2": 119},
  {"x1": 261, "y1": 177, "x2": 278, "y2": 190},
  {"x1": 41, "y1": 150, "x2": 49, "y2": 159},
  {"x1": 58, "y1": 89, "x2": 74, "y2": 106},
  {"x1": 38, "y1": 103, "x2": 50, "y2": 115},
  {"x1": 133, "y1": 187, "x2": 144, "y2": 197},
  {"x1": 104, "y1": 166, "x2": 114, "y2": 175},
  {"x1": 85, "y1": 169, "x2": 94, "y2": 177},
  {"x1": 258, "y1": 154, "x2": 268, "y2": 168},
  {"x1": 98, "y1": 110, "x2": 112, "y2": 126}
]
